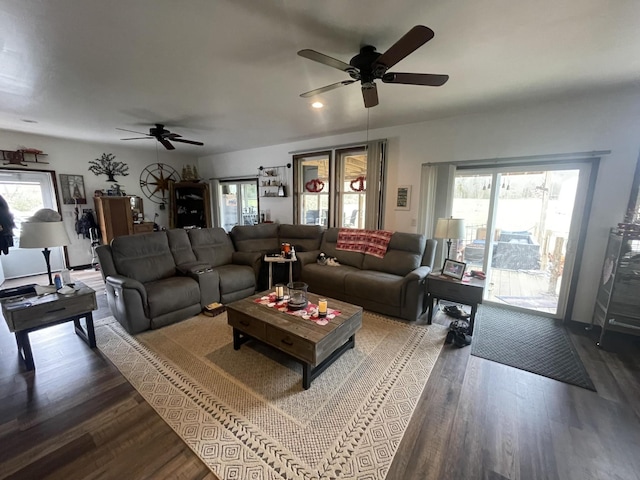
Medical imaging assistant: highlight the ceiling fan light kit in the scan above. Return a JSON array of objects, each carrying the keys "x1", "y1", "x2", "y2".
[
  {"x1": 298, "y1": 25, "x2": 449, "y2": 108},
  {"x1": 117, "y1": 124, "x2": 204, "y2": 150}
]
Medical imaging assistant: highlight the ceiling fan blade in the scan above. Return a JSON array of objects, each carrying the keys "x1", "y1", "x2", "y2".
[
  {"x1": 362, "y1": 84, "x2": 379, "y2": 108},
  {"x1": 159, "y1": 138, "x2": 175, "y2": 150},
  {"x1": 298, "y1": 49, "x2": 354, "y2": 72},
  {"x1": 121, "y1": 136, "x2": 152, "y2": 140},
  {"x1": 382, "y1": 72, "x2": 449, "y2": 86},
  {"x1": 373, "y1": 25, "x2": 435, "y2": 71},
  {"x1": 172, "y1": 138, "x2": 204, "y2": 146},
  {"x1": 165, "y1": 133, "x2": 182, "y2": 139},
  {"x1": 300, "y1": 80, "x2": 355, "y2": 98},
  {"x1": 116, "y1": 127, "x2": 149, "y2": 135}
]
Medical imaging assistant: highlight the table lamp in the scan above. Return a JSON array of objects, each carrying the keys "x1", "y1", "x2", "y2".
[
  {"x1": 435, "y1": 217, "x2": 466, "y2": 260},
  {"x1": 19, "y1": 209, "x2": 71, "y2": 285}
]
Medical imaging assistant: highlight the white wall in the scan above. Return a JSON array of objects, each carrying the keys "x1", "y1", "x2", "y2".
[
  {"x1": 199, "y1": 89, "x2": 640, "y2": 323},
  {"x1": 0, "y1": 130, "x2": 198, "y2": 267}
]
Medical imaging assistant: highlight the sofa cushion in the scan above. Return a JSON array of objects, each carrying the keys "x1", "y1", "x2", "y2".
[
  {"x1": 319, "y1": 228, "x2": 364, "y2": 269},
  {"x1": 344, "y1": 270, "x2": 404, "y2": 306},
  {"x1": 144, "y1": 276, "x2": 201, "y2": 318},
  {"x1": 230, "y1": 223, "x2": 280, "y2": 253},
  {"x1": 211, "y1": 264, "x2": 256, "y2": 295},
  {"x1": 111, "y1": 232, "x2": 176, "y2": 284},
  {"x1": 188, "y1": 228, "x2": 235, "y2": 267},
  {"x1": 167, "y1": 228, "x2": 198, "y2": 266},
  {"x1": 279, "y1": 224, "x2": 323, "y2": 252},
  {"x1": 361, "y1": 232, "x2": 426, "y2": 276},
  {"x1": 301, "y1": 263, "x2": 361, "y2": 293}
]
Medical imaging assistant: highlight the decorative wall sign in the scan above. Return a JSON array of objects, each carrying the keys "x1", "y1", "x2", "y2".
[
  {"x1": 60, "y1": 174, "x2": 87, "y2": 204},
  {"x1": 395, "y1": 185, "x2": 411, "y2": 210}
]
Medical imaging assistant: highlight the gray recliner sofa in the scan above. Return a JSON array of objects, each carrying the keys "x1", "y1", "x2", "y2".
[
  {"x1": 297, "y1": 228, "x2": 437, "y2": 321},
  {"x1": 96, "y1": 228, "x2": 259, "y2": 334}
]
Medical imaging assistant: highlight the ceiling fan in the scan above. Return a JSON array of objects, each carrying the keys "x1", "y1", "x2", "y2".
[
  {"x1": 117, "y1": 124, "x2": 204, "y2": 150},
  {"x1": 298, "y1": 25, "x2": 448, "y2": 108}
]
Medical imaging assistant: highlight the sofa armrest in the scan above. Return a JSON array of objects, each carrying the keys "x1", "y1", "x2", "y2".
[
  {"x1": 232, "y1": 251, "x2": 263, "y2": 278},
  {"x1": 175, "y1": 262, "x2": 211, "y2": 276},
  {"x1": 421, "y1": 239, "x2": 437, "y2": 269},
  {"x1": 401, "y1": 265, "x2": 432, "y2": 319},
  {"x1": 105, "y1": 274, "x2": 148, "y2": 303},
  {"x1": 403, "y1": 265, "x2": 432, "y2": 285},
  {"x1": 297, "y1": 250, "x2": 320, "y2": 267}
]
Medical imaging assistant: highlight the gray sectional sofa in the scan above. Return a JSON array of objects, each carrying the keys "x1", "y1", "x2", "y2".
[{"x1": 96, "y1": 224, "x2": 436, "y2": 333}]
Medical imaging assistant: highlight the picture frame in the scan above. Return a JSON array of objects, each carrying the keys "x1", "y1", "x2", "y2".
[
  {"x1": 442, "y1": 259, "x2": 466, "y2": 280},
  {"x1": 395, "y1": 185, "x2": 411, "y2": 210},
  {"x1": 59, "y1": 174, "x2": 87, "y2": 205}
]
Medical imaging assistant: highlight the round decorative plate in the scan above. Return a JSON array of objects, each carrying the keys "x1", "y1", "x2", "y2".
[{"x1": 139, "y1": 163, "x2": 180, "y2": 204}]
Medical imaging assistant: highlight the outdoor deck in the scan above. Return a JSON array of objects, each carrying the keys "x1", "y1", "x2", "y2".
[{"x1": 485, "y1": 268, "x2": 559, "y2": 314}]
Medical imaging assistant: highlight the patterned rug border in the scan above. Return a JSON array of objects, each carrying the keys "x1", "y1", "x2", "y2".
[{"x1": 96, "y1": 314, "x2": 447, "y2": 479}]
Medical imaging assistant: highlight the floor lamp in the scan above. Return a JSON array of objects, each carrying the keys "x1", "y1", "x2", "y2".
[
  {"x1": 435, "y1": 217, "x2": 466, "y2": 260},
  {"x1": 19, "y1": 209, "x2": 71, "y2": 285}
]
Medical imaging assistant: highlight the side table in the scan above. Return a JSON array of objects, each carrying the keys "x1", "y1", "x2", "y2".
[
  {"x1": 264, "y1": 254, "x2": 297, "y2": 288},
  {"x1": 426, "y1": 273, "x2": 485, "y2": 334},
  {"x1": 1, "y1": 281, "x2": 98, "y2": 371}
]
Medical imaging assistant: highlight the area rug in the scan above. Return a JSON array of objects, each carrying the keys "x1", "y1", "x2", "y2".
[
  {"x1": 471, "y1": 305, "x2": 595, "y2": 390},
  {"x1": 96, "y1": 312, "x2": 447, "y2": 479},
  {"x1": 495, "y1": 295, "x2": 558, "y2": 310}
]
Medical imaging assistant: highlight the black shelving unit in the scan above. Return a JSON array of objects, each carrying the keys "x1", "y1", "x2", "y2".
[{"x1": 170, "y1": 181, "x2": 211, "y2": 229}]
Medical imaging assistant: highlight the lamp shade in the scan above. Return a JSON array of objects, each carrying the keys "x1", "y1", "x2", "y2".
[
  {"x1": 20, "y1": 221, "x2": 71, "y2": 248},
  {"x1": 434, "y1": 217, "x2": 466, "y2": 240}
]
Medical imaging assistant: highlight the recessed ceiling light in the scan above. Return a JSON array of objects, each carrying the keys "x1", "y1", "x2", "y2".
[
  {"x1": 311, "y1": 102, "x2": 324, "y2": 109},
  {"x1": 21, "y1": 119, "x2": 38, "y2": 123}
]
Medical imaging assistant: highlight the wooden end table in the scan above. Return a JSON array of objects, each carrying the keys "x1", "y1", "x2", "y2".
[
  {"x1": 1, "y1": 281, "x2": 98, "y2": 371},
  {"x1": 426, "y1": 273, "x2": 485, "y2": 334}
]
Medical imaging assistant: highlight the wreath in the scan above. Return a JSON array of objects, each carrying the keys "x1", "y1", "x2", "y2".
[
  {"x1": 305, "y1": 178, "x2": 325, "y2": 193},
  {"x1": 350, "y1": 176, "x2": 366, "y2": 192}
]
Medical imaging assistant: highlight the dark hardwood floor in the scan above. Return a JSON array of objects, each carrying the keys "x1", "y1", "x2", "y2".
[{"x1": 1, "y1": 270, "x2": 638, "y2": 480}]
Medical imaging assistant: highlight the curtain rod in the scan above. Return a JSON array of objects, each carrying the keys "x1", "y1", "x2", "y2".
[
  {"x1": 432, "y1": 150, "x2": 611, "y2": 168},
  {"x1": 288, "y1": 138, "x2": 387, "y2": 155},
  {"x1": 208, "y1": 175, "x2": 258, "y2": 182}
]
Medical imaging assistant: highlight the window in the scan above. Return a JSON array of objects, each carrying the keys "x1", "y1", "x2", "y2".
[{"x1": 293, "y1": 141, "x2": 386, "y2": 228}]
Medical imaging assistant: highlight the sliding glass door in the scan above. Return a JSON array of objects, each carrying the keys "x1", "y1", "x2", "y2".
[
  {"x1": 452, "y1": 163, "x2": 591, "y2": 316},
  {"x1": 218, "y1": 180, "x2": 258, "y2": 232}
]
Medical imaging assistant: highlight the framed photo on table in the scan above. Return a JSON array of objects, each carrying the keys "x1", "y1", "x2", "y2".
[
  {"x1": 59, "y1": 174, "x2": 87, "y2": 204},
  {"x1": 442, "y1": 259, "x2": 466, "y2": 280}
]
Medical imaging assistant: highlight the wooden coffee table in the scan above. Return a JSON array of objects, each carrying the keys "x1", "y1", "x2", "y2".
[
  {"x1": 226, "y1": 292, "x2": 363, "y2": 389},
  {"x1": 1, "y1": 281, "x2": 98, "y2": 371}
]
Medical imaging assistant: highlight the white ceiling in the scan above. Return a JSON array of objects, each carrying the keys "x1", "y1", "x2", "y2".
[{"x1": 0, "y1": 0, "x2": 639, "y2": 156}]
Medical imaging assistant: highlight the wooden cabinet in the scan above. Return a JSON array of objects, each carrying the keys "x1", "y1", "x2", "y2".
[
  {"x1": 94, "y1": 196, "x2": 154, "y2": 244},
  {"x1": 591, "y1": 227, "x2": 640, "y2": 348},
  {"x1": 94, "y1": 196, "x2": 134, "y2": 245},
  {"x1": 170, "y1": 182, "x2": 211, "y2": 229}
]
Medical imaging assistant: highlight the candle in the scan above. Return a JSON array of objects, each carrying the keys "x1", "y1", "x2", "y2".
[
  {"x1": 318, "y1": 298, "x2": 327, "y2": 317},
  {"x1": 275, "y1": 285, "x2": 284, "y2": 299}
]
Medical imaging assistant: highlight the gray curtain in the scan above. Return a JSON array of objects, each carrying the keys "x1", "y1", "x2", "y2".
[{"x1": 365, "y1": 139, "x2": 387, "y2": 230}]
